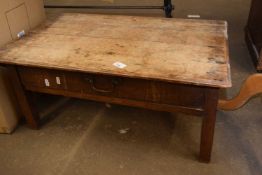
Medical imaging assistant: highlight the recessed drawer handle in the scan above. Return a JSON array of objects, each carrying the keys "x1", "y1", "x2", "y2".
[{"x1": 84, "y1": 77, "x2": 120, "y2": 93}]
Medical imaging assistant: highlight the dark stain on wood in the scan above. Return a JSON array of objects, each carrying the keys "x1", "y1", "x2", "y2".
[
  {"x1": 105, "y1": 51, "x2": 115, "y2": 55},
  {"x1": 208, "y1": 57, "x2": 226, "y2": 64}
]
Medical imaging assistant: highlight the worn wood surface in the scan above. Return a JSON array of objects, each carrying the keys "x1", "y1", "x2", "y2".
[{"x1": 0, "y1": 13, "x2": 231, "y2": 88}]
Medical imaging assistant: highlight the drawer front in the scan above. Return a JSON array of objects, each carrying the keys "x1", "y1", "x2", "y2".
[
  {"x1": 18, "y1": 67, "x2": 205, "y2": 108},
  {"x1": 65, "y1": 72, "x2": 205, "y2": 108},
  {"x1": 148, "y1": 81, "x2": 205, "y2": 108},
  {"x1": 65, "y1": 72, "x2": 151, "y2": 101},
  {"x1": 18, "y1": 67, "x2": 66, "y2": 90}
]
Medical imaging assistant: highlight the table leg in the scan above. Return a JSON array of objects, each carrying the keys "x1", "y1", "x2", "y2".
[
  {"x1": 7, "y1": 66, "x2": 39, "y2": 129},
  {"x1": 199, "y1": 88, "x2": 219, "y2": 162}
]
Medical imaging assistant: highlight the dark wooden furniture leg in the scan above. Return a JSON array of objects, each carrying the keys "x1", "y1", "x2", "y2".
[
  {"x1": 199, "y1": 88, "x2": 219, "y2": 162},
  {"x1": 7, "y1": 66, "x2": 39, "y2": 129}
]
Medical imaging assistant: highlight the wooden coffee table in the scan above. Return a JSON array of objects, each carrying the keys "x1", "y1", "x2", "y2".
[{"x1": 0, "y1": 13, "x2": 231, "y2": 162}]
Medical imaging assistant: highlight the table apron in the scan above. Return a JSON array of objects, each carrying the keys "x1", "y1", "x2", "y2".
[{"x1": 17, "y1": 66, "x2": 212, "y2": 116}]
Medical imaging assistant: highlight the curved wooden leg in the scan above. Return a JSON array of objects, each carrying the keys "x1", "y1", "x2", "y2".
[{"x1": 218, "y1": 74, "x2": 262, "y2": 111}]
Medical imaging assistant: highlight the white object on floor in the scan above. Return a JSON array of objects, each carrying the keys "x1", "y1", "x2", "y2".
[
  {"x1": 119, "y1": 128, "x2": 130, "y2": 134},
  {"x1": 187, "y1": 15, "x2": 201, "y2": 18}
]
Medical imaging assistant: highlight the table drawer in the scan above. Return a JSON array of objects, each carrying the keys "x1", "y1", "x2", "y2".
[
  {"x1": 65, "y1": 72, "x2": 151, "y2": 101},
  {"x1": 18, "y1": 67, "x2": 66, "y2": 90},
  {"x1": 65, "y1": 72, "x2": 206, "y2": 108}
]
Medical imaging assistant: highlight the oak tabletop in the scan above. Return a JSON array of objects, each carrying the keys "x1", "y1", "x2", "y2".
[{"x1": 0, "y1": 13, "x2": 231, "y2": 88}]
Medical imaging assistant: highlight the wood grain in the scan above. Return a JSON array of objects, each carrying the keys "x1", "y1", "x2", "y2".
[{"x1": 0, "y1": 13, "x2": 231, "y2": 88}]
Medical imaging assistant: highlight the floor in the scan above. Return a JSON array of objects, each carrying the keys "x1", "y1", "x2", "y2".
[{"x1": 1, "y1": 0, "x2": 262, "y2": 175}]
